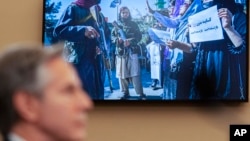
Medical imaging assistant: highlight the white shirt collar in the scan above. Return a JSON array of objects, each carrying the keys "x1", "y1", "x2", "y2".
[{"x1": 8, "y1": 133, "x2": 26, "y2": 141}]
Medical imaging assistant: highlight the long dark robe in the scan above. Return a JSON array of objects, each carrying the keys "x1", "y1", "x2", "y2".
[
  {"x1": 190, "y1": 12, "x2": 247, "y2": 100},
  {"x1": 54, "y1": 4, "x2": 110, "y2": 100},
  {"x1": 173, "y1": 0, "x2": 203, "y2": 99}
]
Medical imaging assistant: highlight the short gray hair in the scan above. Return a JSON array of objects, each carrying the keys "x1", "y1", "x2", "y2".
[{"x1": 0, "y1": 43, "x2": 62, "y2": 137}]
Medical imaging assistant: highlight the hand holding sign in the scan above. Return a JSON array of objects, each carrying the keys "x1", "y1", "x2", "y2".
[
  {"x1": 188, "y1": 5, "x2": 224, "y2": 43},
  {"x1": 218, "y1": 8, "x2": 233, "y2": 29}
]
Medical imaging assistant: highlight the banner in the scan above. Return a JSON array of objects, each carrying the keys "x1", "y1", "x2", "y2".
[
  {"x1": 188, "y1": 5, "x2": 224, "y2": 43},
  {"x1": 148, "y1": 28, "x2": 171, "y2": 46},
  {"x1": 110, "y1": 0, "x2": 121, "y2": 8}
]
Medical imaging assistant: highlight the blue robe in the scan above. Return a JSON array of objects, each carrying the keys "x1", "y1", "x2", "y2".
[
  {"x1": 190, "y1": 12, "x2": 247, "y2": 100},
  {"x1": 153, "y1": 0, "x2": 203, "y2": 99},
  {"x1": 54, "y1": 4, "x2": 110, "y2": 100}
]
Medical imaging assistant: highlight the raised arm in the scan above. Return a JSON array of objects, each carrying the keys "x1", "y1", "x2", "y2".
[
  {"x1": 153, "y1": 12, "x2": 180, "y2": 28},
  {"x1": 146, "y1": 0, "x2": 179, "y2": 28},
  {"x1": 219, "y1": 8, "x2": 246, "y2": 54}
]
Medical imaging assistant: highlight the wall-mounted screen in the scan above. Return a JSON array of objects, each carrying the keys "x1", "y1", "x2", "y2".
[{"x1": 43, "y1": 0, "x2": 248, "y2": 101}]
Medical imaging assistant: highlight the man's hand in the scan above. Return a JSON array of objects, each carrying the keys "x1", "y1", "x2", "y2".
[
  {"x1": 96, "y1": 47, "x2": 102, "y2": 55},
  {"x1": 146, "y1": 0, "x2": 154, "y2": 14},
  {"x1": 166, "y1": 40, "x2": 180, "y2": 49},
  {"x1": 123, "y1": 39, "x2": 131, "y2": 47},
  {"x1": 117, "y1": 38, "x2": 123, "y2": 44},
  {"x1": 85, "y1": 26, "x2": 100, "y2": 39},
  {"x1": 167, "y1": 40, "x2": 194, "y2": 53}
]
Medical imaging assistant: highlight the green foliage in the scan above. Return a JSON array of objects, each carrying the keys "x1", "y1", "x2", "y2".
[
  {"x1": 44, "y1": 0, "x2": 62, "y2": 44},
  {"x1": 155, "y1": 0, "x2": 166, "y2": 9},
  {"x1": 45, "y1": 0, "x2": 62, "y2": 20},
  {"x1": 134, "y1": 16, "x2": 155, "y2": 46}
]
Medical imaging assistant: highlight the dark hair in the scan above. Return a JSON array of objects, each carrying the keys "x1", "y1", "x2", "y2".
[
  {"x1": 213, "y1": 0, "x2": 238, "y2": 14},
  {"x1": 0, "y1": 44, "x2": 62, "y2": 137},
  {"x1": 170, "y1": 0, "x2": 176, "y2": 6},
  {"x1": 118, "y1": 6, "x2": 132, "y2": 21}
]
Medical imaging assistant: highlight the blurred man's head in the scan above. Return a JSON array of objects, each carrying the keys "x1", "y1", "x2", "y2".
[{"x1": 0, "y1": 44, "x2": 93, "y2": 141}]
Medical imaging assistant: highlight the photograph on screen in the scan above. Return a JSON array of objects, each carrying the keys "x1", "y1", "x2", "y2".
[{"x1": 43, "y1": 0, "x2": 248, "y2": 101}]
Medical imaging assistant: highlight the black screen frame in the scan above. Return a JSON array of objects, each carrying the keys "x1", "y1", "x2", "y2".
[{"x1": 42, "y1": 0, "x2": 249, "y2": 102}]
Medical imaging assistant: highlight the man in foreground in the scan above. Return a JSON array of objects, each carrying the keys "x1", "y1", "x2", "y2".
[{"x1": 0, "y1": 44, "x2": 93, "y2": 141}]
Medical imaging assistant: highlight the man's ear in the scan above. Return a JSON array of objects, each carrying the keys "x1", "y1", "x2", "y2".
[{"x1": 13, "y1": 91, "x2": 40, "y2": 122}]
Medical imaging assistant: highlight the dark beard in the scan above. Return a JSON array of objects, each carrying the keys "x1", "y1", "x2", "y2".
[{"x1": 121, "y1": 18, "x2": 130, "y2": 23}]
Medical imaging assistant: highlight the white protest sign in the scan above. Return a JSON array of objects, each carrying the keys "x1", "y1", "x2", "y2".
[
  {"x1": 188, "y1": 5, "x2": 224, "y2": 43},
  {"x1": 148, "y1": 28, "x2": 171, "y2": 45}
]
